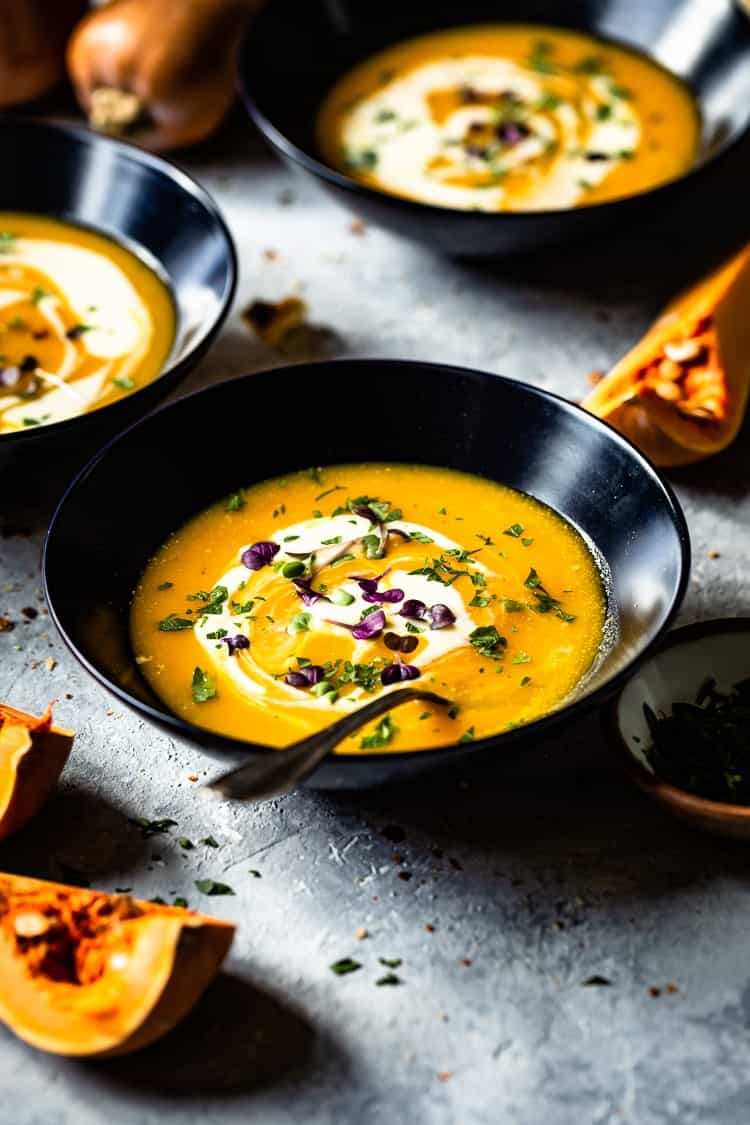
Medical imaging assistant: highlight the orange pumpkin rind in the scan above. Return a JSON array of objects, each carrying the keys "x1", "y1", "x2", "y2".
[
  {"x1": 583, "y1": 245, "x2": 750, "y2": 466},
  {"x1": 0, "y1": 704, "x2": 74, "y2": 843},
  {"x1": 0, "y1": 874, "x2": 235, "y2": 1057}
]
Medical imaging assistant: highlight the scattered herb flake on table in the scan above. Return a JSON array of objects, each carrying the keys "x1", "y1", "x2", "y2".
[
  {"x1": 195, "y1": 879, "x2": 235, "y2": 896},
  {"x1": 330, "y1": 958, "x2": 362, "y2": 975}
]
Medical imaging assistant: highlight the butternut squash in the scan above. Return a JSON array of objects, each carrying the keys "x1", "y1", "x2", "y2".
[
  {"x1": 0, "y1": 874, "x2": 234, "y2": 1056},
  {"x1": 66, "y1": 0, "x2": 259, "y2": 152},
  {"x1": 583, "y1": 245, "x2": 750, "y2": 466},
  {"x1": 0, "y1": 0, "x2": 84, "y2": 108},
  {"x1": 0, "y1": 704, "x2": 73, "y2": 842}
]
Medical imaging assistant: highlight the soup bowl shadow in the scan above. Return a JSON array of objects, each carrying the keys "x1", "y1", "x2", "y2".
[
  {"x1": 0, "y1": 116, "x2": 236, "y2": 473},
  {"x1": 43, "y1": 360, "x2": 690, "y2": 789},
  {"x1": 238, "y1": 0, "x2": 750, "y2": 257}
]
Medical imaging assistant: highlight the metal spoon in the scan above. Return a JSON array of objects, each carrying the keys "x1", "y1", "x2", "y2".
[{"x1": 203, "y1": 687, "x2": 452, "y2": 802}]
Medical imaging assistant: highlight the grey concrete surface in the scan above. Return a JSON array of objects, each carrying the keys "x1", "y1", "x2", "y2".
[{"x1": 1, "y1": 112, "x2": 750, "y2": 1125}]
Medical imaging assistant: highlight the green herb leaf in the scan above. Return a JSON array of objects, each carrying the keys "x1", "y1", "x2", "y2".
[
  {"x1": 330, "y1": 957, "x2": 362, "y2": 975},
  {"x1": 113, "y1": 375, "x2": 135, "y2": 391},
  {"x1": 376, "y1": 972, "x2": 402, "y2": 986},
  {"x1": 459, "y1": 727, "x2": 475, "y2": 744},
  {"x1": 179, "y1": 837, "x2": 194, "y2": 850},
  {"x1": 408, "y1": 530, "x2": 434, "y2": 543},
  {"x1": 173, "y1": 897, "x2": 189, "y2": 909},
  {"x1": 288, "y1": 612, "x2": 312, "y2": 635},
  {"x1": 503, "y1": 523, "x2": 524, "y2": 538},
  {"x1": 503, "y1": 599, "x2": 526, "y2": 613},
  {"x1": 158, "y1": 613, "x2": 194, "y2": 631},
  {"x1": 512, "y1": 651, "x2": 532, "y2": 665},
  {"x1": 192, "y1": 667, "x2": 217, "y2": 703},
  {"x1": 361, "y1": 713, "x2": 397, "y2": 749},
  {"x1": 330, "y1": 553, "x2": 356, "y2": 568},
  {"x1": 194, "y1": 879, "x2": 234, "y2": 895},
  {"x1": 521, "y1": 676, "x2": 532, "y2": 686},
  {"x1": 469, "y1": 625, "x2": 507, "y2": 660},
  {"x1": 201, "y1": 835, "x2": 220, "y2": 848},
  {"x1": 225, "y1": 491, "x2": 245, "y2": 511},
  {"x1": 528, "y1": 40, "x2": 557, "y2": 74},
  {"x1": 379, "y1": 957, "x2": 402, "y2": 968},
  {"x1": 157, "y1": 581, "x2": 173, "y2": 590},
  {"x1": 0, "y1": 231, "x2": 16, "y2": 254},
  {"x1": 129, "y1": 816, "x2": 178, "y2": 838}
]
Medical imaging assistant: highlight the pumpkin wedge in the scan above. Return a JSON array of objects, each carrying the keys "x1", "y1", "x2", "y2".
[
  {"x1": 0, "y1": 704, "x2": 73, "y2": 842},
  {"x1": 0, "y1": 874, "x2": 234, "y2": 1057},
  {"x1": 583, "y1": 244, "x2": 750, "y2": 466}
]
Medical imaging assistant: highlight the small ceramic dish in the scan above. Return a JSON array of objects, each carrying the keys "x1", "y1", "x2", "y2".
[
  {"x1": 606, "y1": 618, "x2": 750, "y2": 839},
  {"x1": 238, "y1": 0, "x2": 750, "y2": 256},
  {"x1": 0, "y1": 116, "x2": 236, "y2": 472}
]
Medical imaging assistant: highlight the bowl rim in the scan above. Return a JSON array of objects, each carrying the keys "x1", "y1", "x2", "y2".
[
  {"x1": 43, "y1": 357, "x2": 691, "y2": 766},
  {"x1": 604, "y1": 616, "x2": 750, "y2": 821},
  {"x1": 237, "y1": 5, "x2": 750, "y2": 226},
  {"x1": 0, "y1": 114, "x2": 238, "y2": 449}
]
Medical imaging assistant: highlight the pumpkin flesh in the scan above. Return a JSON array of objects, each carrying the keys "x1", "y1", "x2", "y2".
[
  {"x1": 0, "y1": 705, "x2": 73, "y2": 842},
  {"x1": 0, "y1": 875, "x2": 234, "y2": 1056},
  {"x1": 582, "y1": 246, "x2": 750, "y2": 466}
]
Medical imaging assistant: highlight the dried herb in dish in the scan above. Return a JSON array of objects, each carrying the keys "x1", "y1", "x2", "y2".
[{"x1": 644, "y1": 677, "x2": 750, "y2": 803}]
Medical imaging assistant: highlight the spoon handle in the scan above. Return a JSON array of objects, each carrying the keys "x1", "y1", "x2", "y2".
[{"x1": 205, "y1": 687, "x2": 451, "y2": 801}]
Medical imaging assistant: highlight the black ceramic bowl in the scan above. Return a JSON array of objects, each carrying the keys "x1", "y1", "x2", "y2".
[
  {"x1": 43, "y1": 360, "x2": 690, "y2": 789},
  {"x1": 238, "y1": 0, "x2": 750, "y2": 256},
  {"x1": 0, "y1": 116, "x2": 236, "y2": 471}
]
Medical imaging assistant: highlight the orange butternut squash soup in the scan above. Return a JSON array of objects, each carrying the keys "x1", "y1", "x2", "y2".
[
  {"x1": 0, "y1": 213, "x2": 174, "y2": 434},
  {"x1": 316, "y1": 24, "x2": 699, "y2": 212},
  {"x1": 130, "y1": 465, "x2": 608, "y2": 753}
]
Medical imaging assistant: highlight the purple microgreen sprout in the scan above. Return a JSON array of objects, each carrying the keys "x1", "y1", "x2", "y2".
[
  {"x1": 285, "y1": 664, "x2": 324, "y2": 689},
  {"x1": 381, "y1": 661, "x2": 421, "y2": 685},
  {"x1": 241, "y1": 541, "x2": 279, "y2": 571},
  {"x1": 224, "y1": 634, "x2": 250, "y2": 655},
  {"x1": 428, "y1": 604, "x2": 456, "y2": 630},
  {"x1": 399, "y1": 599, "x2": 427, "y2": 620}
]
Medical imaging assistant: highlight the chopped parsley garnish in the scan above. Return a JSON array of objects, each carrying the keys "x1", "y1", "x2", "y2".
[
  {"x1": 448, "y1": 705, "x2": 460, "y2": 720},
  {"x1": 231, "y1": 599, "x2": 254, "y2": 614},
  {"x1": 201, "y1": 835, "x2": 220, "y2": 848},
  {"x1": 192, "y1": 666, "x2": 217, "y2": 703},
  {"x1": 470, "y1": 593, "x2": 491, "y2": 608},
  {"x1": 225, "y1": 491, "x2": 246, "y2": 511},
  {"x1": 459, "y1": 727, "x2": 475, "y2": 744},
  {"x1": 528, "y1": 40, "x2": 557, "y2": 74},
  {"x1": 405, "y1": 621, "x2": 425, "y2": 634},
  {"x1": 288, "y1": 612, "x2": 312, "y2": 634},
  {"x1": 322, "y1": 535, "x2": 343, "y2": 545},
  {"x1": 503, "y1": 599, "x2": 526, "y2": 613},
  {"x1": 129, "y1": 816, "x2": 177, "y2": 837},
  {"x1": 194, "y1": 879, "x2": 234, "y2": 895},
  {"x1": 330, "y1": 958, "x2": 362, "y2": 975},
  {"x1": 361, "y1": 713, "x2": 397, "y2": 749},
  {"x1": 537, "y1": 91, "x2": 562, "y2": 111},
  {"x1": 503, "y1": 523, "x2": 524, "y2": 538},
  {"x1": 206, "y1": 628, "x2": 228, "y2": 640},
  {"x1": 469, "y1": 625, "x2": 507, "y2": 661},
  {"x1": 158, "y1": 613, "x2": 193, "y2": 632},
  {"x1": 31, "y1": 286, "x2": 52, "y2": 304},
  {"x1": 113, "y1": 375, "x2": 135, "y2": 390},
  {"x1": 408, "y1": 530, "x2": 434, "y2": 543},
  {"x1": 476, "y1": 534, "x2": 495, "y2": 546},
  {"x1": 379, "y1": 957, "x2": 402, "y2": 968},
  {"x1": 609, "y1": 83, "x2": 632, "y2": 100},
  {"x1": 521, "y1": 676, "x2": 532, "y2": 687},
  {"x1": 157, "y1": 581, "x2": 173, "y2": 590},
  {"x1": 512, "y1": 651, "x2": 532, "y2": 664},
  {"x1": 521, "y1": 538, "x2": 534, "y2": 547},
  {"x1": 173, "y1": 897, "x2": 189, "y2": 909},
  {"x1": 343, "y1": 147, "x2": 379, "y2": 170},
  {"x1": 186, "y1": 585, "x2": 228, "y2": 615},
  {"x1": 362, "y1": 534, "x2": 384, "y2": 559},
  {"x1": 330, "y1": 553, "x2": 356, "y2": 568},
  {"x1": 0, "y1": 231, "x2": 16, "y2": 253},
  {"x1": 315, "y1": 484, "x2": 345, "y2": 501},
  {"x1": 306, "y1": 466, "x2": 324, "y2": 483},
  {"x1": 376, "y1": 973, "x2": 402, "y2": 986},
  {"x1": 524, "y1": 568, "x2": 576, "y2": 621},
  {"x1": 374, "y1": 108, "x2": 398, "y2": 123},
  {"x1": 595, "y1": 103, "x2": 613, "y2": 121},
  {"x1": 574, "y1": 54, "x2": 606, "y2": 74},
  {"x1": 66, "y1": 324, "x2": 92, "y2": 339},
  {"x1": 179, "y1": 837, "x2": 194, "y2": 850}
]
